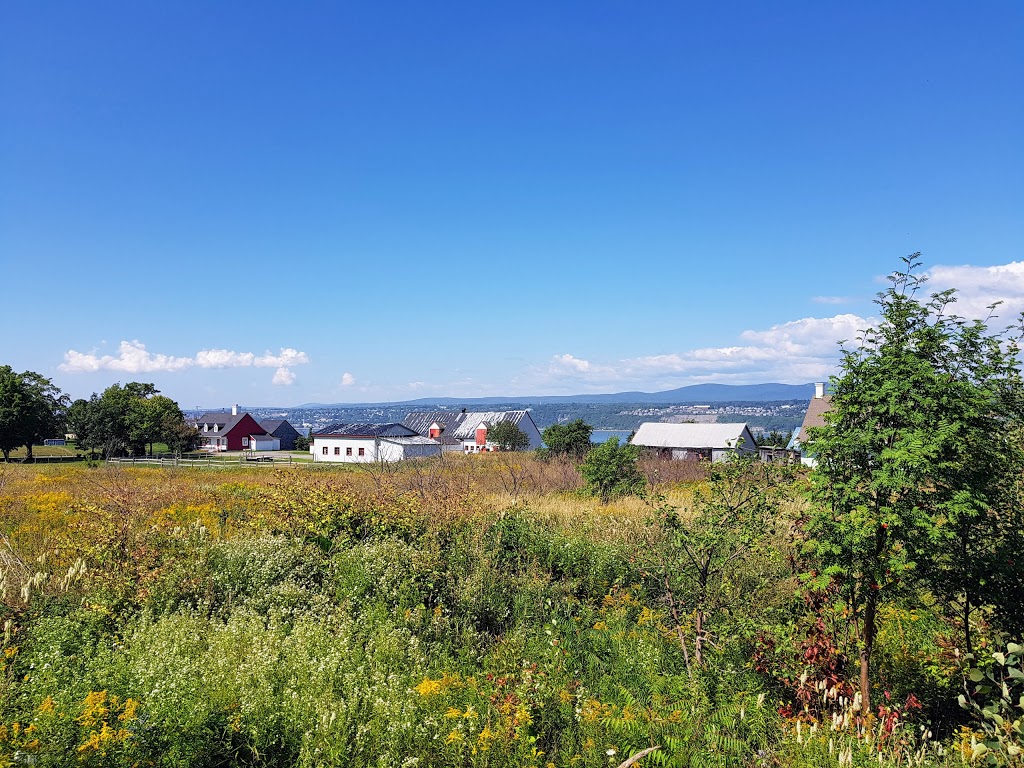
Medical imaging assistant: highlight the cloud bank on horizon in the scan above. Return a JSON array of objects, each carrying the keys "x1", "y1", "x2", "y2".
[
  {"x1": 59, "y1": 341, "x2": 311, "y2": 386},
  {"x1": 525, "y1": 261, "x2": 1024, "y2": 394},
  {"x1": 55, "y1": 262, "x2": 1024, "y2": 400}
]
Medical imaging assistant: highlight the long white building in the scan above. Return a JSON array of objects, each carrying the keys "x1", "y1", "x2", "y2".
[{"x1": 311, "y1": 423, "x2": 442, "y2": 463}]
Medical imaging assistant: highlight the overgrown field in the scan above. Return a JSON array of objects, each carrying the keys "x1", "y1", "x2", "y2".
[{"x1": 0, "y1": 457, "x2": 1010, "y2": 766}]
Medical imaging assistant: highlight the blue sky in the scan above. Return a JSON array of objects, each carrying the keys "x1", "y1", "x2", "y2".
[{"x1": 2, "y1": 2, "x2": 1022, "y2": 407}]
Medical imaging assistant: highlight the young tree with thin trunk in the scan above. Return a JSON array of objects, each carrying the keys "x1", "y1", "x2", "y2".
[{"x1": 807, "y1": 255, "x2": 1024, "y2": 715}]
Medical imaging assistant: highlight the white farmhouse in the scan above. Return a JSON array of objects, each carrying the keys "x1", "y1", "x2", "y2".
[
  {"x1": 630, "y1": 422, "x2": 757, "y2": 462},
  {"x1": 311, "y1": 423, "x2": 442, "y2": 463}
]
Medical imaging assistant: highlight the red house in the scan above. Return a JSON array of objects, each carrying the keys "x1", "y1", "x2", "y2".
[{"x1": 196, "y1": 406, "x2": 272, "y2": 451}]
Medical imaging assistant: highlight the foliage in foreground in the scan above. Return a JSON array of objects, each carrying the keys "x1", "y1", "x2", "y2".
[{"x1": 0, "y1": 439, "x2": 1015, "y2": 767}]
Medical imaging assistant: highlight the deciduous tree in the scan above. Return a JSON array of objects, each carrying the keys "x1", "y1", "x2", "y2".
[
  {"x1": 578, "y1": 436, "x2": 644, "y2": 503},
  {"x1": 0, "y1": 366, "x2": 68, "y2": 460},
  {"x1": 541, "y1": 419, "x2": 593, "y2": 458},
  {"x1": 488, "y1": 421, "x2": 531, "y2": 452},
  {"x1": 807, "y1": 255, "x2": 1024, "y2": 714},
  {"x1": 651, "y1": 451, "x2": 795, "y2": 674}
]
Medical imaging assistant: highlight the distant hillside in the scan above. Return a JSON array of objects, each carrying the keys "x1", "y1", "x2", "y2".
[{"x1": 295, "y1": 382, "x2": 815, "y2": 409}]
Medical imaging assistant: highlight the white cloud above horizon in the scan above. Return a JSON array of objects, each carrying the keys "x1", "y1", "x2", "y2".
[
  {"x1": 59, "y1": 341, "x2": 311, "y2": 386},
  {"x1": 523, "y1": 259, "x2": 1024, "y2": 396},
  {"x1": 340, "y1": 372, "x2": 355, "y2": 386},
  {"x1": 535, "y1": 313, "x2": 872, "y2": 393},
  {"x1": 271, "y1": 367, "x2": 296, "y2": 386},
  {"x1": 926, "y1": 261, "x2": 1024, "y2": 323}
]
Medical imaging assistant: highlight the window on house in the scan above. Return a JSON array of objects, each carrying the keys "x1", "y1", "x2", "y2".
[
  {"x1": 346, "y1": 447, "x2": 353, "y2": 456},
  {"x1": 334, "y1": 447, "x2": 340, "y2": 455},
  {"x1": 322, "y1": 447, "x2": 328, "y2": 455},
  {"x1": 358, "y1": 447, "x2": 365, "y2": 456},
  {"x1": 242, "y1": 437, "x2": 249, "y2": 447}
]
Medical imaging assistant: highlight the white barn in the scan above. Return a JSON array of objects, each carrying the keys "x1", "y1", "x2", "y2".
[
  {"x1": 311, "y1": 423, "x2": 442, "y2": 463},
  {"x1": 402, "y1": 410, "x2": 543, "y2": 453},
  {"x1": 630, "y1": 422, "x2": 757, "y2": 462}
]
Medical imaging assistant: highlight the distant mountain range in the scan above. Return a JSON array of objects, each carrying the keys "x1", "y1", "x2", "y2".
[{"x1": 291, "y1": 382, "x2": 816, "y2": 409}]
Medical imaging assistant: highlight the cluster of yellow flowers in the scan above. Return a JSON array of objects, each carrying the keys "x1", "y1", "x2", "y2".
[{"x1": 75, "y1": 690, "x2": 141, "y2": 757}]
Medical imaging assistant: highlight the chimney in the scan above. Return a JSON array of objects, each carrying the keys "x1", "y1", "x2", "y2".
[
  {"x1": 232, "y1": 404, "x2": 238, "y2": 416},
  {"x1": 814, "y1": 382, "x2": 825, "y2": 399}
]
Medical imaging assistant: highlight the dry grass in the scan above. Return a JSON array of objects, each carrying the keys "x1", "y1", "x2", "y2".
[{"x1": 0, "y1": 455, "x2": 717, "y2": 566}]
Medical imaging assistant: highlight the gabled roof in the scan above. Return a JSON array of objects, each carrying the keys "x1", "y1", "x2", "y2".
[
  {"x1": 402, "y1": 410, "x2": 535, "y2": 441},
  {"x1": 260, "y1": 419, "x2": 298, "y2": 434},
  {"x1": 313, "y1": 423, "x2": 419, "y2": 438},
  {"x1": 797, "y1": 396, "x2": 832, "y2": 443},
  {"x1": 196, "y1": 411, "x2": 237, "y2": 428},
  {"x1": 380, "y1": 435, "x2": 442, "y2": 446},
  {"x1": 195, "y1": 412, "x2": 269, "y2": 437},
  {"x1": 630, "y1": 422, "x2": 753, "y2": 449}
]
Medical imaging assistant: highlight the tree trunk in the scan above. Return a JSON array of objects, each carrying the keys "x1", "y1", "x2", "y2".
[
  {"x1": 694, "y1": 607, "x2": 704, "y2": 666},
  {"x1": 963, "y1": 592, "x2": 973, "y2": 658},
  {"x1": 859, "y1": 591, "x2": 878, "y2": 715}
]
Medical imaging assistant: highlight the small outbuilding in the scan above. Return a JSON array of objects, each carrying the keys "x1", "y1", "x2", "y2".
[
  {"x1": 630, "y1": 422, "x2": 757, "y2": 462},
  {"x1": 260, "y1": 419, "x2": 301, "y2": 451}
]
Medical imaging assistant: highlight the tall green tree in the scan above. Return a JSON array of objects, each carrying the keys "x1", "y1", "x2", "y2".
[
  {"x1": 129, "y1": 394, "x2": 186, "y2": 455},
  {"x1": 66, "y1": 383, "x2": 194, "y2": 458},
  {"x1": 807, "y1": 255, "x2": 1024, "y2": 714},
  {"x1": 541, "y1": 419, "x2": 593, "y2": 457},
  {"x1": 0, "y1": 366, "x2": 68, "y2": 460}
]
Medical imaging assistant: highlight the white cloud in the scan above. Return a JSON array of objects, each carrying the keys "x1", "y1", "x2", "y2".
[
  {"x1": 271, "y1": 367, "x2": 296, "y2": 386},
  {"x1": 534, "y1": 313, "x2": 872, "y2": 393},
  {"x1": 340, "y1": 372, "x2": 355, "y2": 386},
  {"x1": 926, "y1": 261, "x2": 1024, "y2": 323},
  {"x1": 813, "y1": 295, "x2": 852, "y2": 305},
  {"x1": 254, "y1": 348, "x2": 310, "y2": 367},
  {"x1": 194, "y1": 349, "x2": 256, "y2": 368},
  {"x1": 60, "y1": 341, "x2": 312, "y2": 374},
  {"x1": 59, "y1": 341, "x2": 193, "y2": 374}
]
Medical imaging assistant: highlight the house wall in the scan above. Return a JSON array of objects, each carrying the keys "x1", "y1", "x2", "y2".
[
  {"x1": 311, "y1": 436, "x2": 422, "y2": 462},
  {"x1": 518, "y1": 416, "x2": 544, "y2": 450},
  {"x1": 225, "y1": 415, "x2": 266, "y2": 451},
  {"x1": 251, "y1": 436, "x2": 281, "y2": 451},
  {"x1": 313, "y1": 437, "x2": 380, "y2": 462}
]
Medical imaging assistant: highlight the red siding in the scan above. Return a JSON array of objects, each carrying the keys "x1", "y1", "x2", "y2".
[
  {"x1": 225, "y1": 414, "x2": 266, "y2": 451},
  {"x1": 476, "y1": 426, "x2": 487, "y2": 446}
]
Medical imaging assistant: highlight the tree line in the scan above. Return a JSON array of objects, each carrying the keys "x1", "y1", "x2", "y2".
[{"x1": 0, "y1": 370, "x2": 198, "y2": 460}]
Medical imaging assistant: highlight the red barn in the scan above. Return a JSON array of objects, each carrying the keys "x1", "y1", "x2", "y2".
[{"x1": 196, "y1": 407, "x2": 272, "y2": 451}]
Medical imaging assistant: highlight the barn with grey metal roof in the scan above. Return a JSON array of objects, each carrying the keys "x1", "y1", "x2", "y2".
[{"x1": 630, "y1": 422, "x2": 757, "y2": 462}]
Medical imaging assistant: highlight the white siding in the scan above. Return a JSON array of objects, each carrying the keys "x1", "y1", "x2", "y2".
[
  {"x1": 312, "y1": 436, "x2": 384, "y2": 463},
  {"x1": 311, "y1": 437, "x2": 440, "y2": 462},
  {"x1": 250, "y1": 436, "x2": 281, "y2": 451}
]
